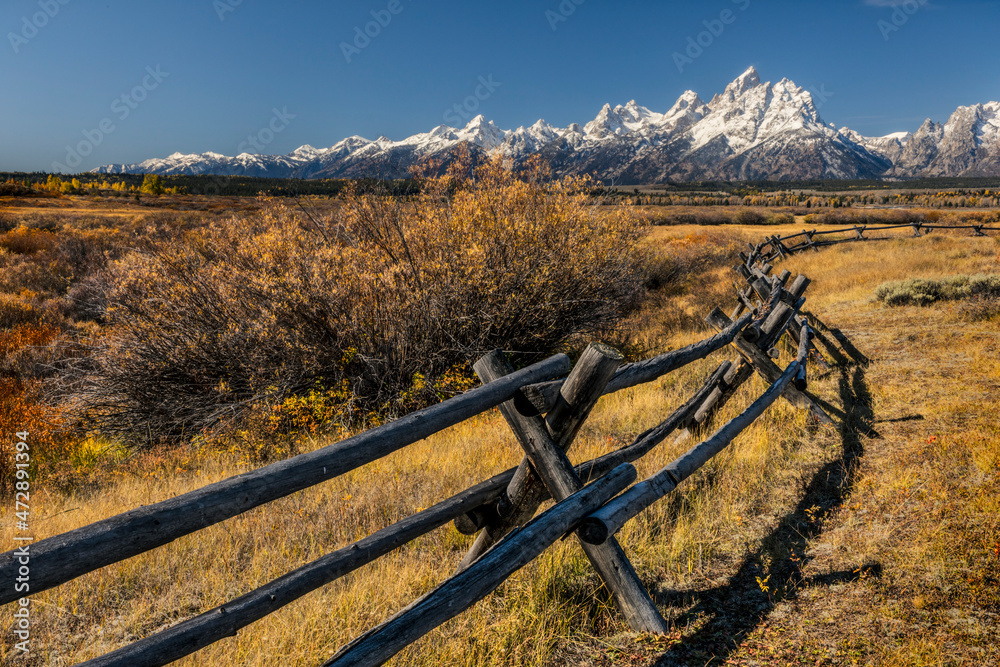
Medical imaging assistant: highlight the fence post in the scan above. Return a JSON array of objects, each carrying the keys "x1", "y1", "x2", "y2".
[
  {"x1": 0, "y1": 354, "x2": 572, "y2": 606},
  {"x1": 459, "y1": 344, "x2": 627, "y2": 564},
  {"x1": 774, "y1": 236, "x2": 793, "y2": 259},
  {"x1": 463, "y1": 348, "x2": 669, "y2": 634},
  {"x1": 705, "y1": 308, "x2": 835, "y2": 426}
]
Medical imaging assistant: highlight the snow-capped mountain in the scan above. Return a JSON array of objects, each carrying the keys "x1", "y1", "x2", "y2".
[
  {"x1": 614, "y1": 68, "x2": 892, "y2": 182},
  {"x1": 93, "y1": 67, "x2": 1000, "y2": 183},
  {"x1": 661, "y1": 91, "x2": 710, "y2": 133},
  {"x1": 887, "y1": 102, "x2": 1000, "y2": 177},
  {"x1": 97, "y1": 150, "x2": 314, "y2": 178},
  {"x1": 839, "y1": 129, "x2": 911, "y2": 164}
]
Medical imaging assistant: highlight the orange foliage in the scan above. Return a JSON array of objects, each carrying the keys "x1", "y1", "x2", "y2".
[
  {"x1": 0, "y1": 322, "x2": 59, "y2": 358},
  {"x1": 0, "y1": 379, "x2": 69, "y2": 492},
  {"x1": 0, "y1": 293, "x2": 40, "y2": 329},
  {"x1": 0, "y1": 225, "x2": 56, "y2": 255}
]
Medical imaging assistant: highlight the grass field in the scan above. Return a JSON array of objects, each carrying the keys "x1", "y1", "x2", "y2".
[{"x1": 1, "y1": 205, "x2": 998, "y2": 665}]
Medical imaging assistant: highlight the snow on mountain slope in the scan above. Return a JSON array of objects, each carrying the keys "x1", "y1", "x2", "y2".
[
  {"x1": 838, "y1": 128, "x2": 911, "y2": 163},
  {"x1": 889, "y1": 102, "x2": 1000, "y2": 177},
  {"x1": 93, "y1": 69, "x2": 1000, "y2": 183},
  {"x1": 623, "y1": 67, "x2": 892, "y2": 181},
  {"x1": 660, "y1": 90, "x2": 710, "y2": 132},
  {"x1": 686, "y1": 68, "x2": 826, "y2": 154}
]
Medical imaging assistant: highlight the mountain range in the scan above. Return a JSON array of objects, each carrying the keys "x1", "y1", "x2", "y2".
[{"x1": 94, "y1": 67, "x2": 1000, "y2": 183}]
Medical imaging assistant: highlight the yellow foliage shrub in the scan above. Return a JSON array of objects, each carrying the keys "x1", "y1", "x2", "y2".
[
  {"x1": 0, "y1": 292, "x2": 39, "y2": 329},
  {"x1": 0, "y1": 225, "x2": 56, "y2": 255},
  {"x1": 67, "y1": 155, "x2": 646, "y2": 446}
]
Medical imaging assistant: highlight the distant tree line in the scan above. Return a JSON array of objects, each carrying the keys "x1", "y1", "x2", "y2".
[
  {"x1": 0, "y1": 172, "x2": 421, "y2": 198},
  {"x1": 5, "y1": 170, "x2": 1000, "y2": 206},
  {"x1": 593, "y1": 183, "x2": 1000, "y2": 209},
  {"x1": 613, "y1": 177, "x2": 1000, "y2": 193}
]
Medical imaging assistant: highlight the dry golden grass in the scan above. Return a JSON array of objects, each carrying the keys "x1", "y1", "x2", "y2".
[{"x1": 2, "y1": 225, "x2": 999, "y2": 666}]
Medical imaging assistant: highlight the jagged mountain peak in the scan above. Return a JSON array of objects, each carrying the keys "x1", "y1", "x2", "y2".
[
  {"x1": 728, "y1": 66, "x2": 762, "y2": 94},
  {"x1": 584, "y1": 103, "x2": 625, "y2": 139},
  {"x1": 453, "y1": 115, "x2": 507, "y2": 149},
  {"x1": 289, "y1": 145, "x2": 325, "y2": 159},
  {"x1": 463, "y1": 114, "x2": 488, "y2": 128},
  {"x1": 772, "y1": 79, "x2": 821, "y2": 122},
  {"x1": 584, "y1": 100, "x2": 664, "y2": 139},
  {"x1": 669, "y1": 90, "x2": 704, "y2": 110},
  {"x1": 661, "y1": 91, "x2": 709, "y2": 132},
  {"x1": 427, "y1": 124, "x2": 455, "y2": 137},
  {"x1": 621, "y1": 99, "x2": 652, "y2": 119},
  {"x1": 692, "y1": 70, "x2": 833, "y2": 157},
  {"x1": 710, "y1": 67, "x2": 768, "y2": 109}
]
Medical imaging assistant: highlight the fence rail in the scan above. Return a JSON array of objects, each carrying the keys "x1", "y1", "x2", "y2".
[
  {"x1": 7, "y1": 217, "x2": 976, "y2": 666},
  {"x1": 753, "y1": 220, "x2": 1000, "y2": 264},
  {"x1": 0, "y1": 357, "x2": 570, "y2": 606}
]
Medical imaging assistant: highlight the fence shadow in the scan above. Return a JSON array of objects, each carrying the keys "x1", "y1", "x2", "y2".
[{"x1": 652, "y1": 322, "x2": 878, "y2": 666}]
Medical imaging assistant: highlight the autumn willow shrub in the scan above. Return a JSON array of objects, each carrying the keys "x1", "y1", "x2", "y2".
[
  {"x1": 0, "y1": 219, "x2": 127, "y2": 490},
  {"x1": 640, "y1": 207, "x2": 796, "y2": 227},
  {"x1": 68, "y1": 157, "x2": 646, "y2": 446},
  {"x1": 803, "y1": 209, "x2": 925, "y2": 227}
]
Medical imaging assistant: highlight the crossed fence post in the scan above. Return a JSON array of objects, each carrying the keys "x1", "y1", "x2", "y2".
[{"x1": 459, "y1": 344, "x2": 669, "y2": 633}]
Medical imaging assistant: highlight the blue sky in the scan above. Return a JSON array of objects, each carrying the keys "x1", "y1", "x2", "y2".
[{"x1": 2, "y1": 0, "x2": 999, "y2": 173}]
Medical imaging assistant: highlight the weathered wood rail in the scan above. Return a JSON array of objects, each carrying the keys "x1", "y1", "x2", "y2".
[
  {"x1": 577, "y1": 326, "x2": 809, "y2": 546},
  {"x1": 751, "y1": 220, "x2": 1000, "y2": 264},
  {"x1": 8, "y1": 216, "x2": 965, "y2": 666},
  {"x1": 0, "y1": 358, "x2": 571, "y2": 605}
]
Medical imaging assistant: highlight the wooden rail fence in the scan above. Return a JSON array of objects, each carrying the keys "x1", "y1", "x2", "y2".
[{"x1": 4, "y1": 221, "x2": 990, "y2": 666}]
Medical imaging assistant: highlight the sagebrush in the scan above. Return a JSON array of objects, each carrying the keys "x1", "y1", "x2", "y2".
[{"x1": 874, "y1": 273, "x2": 1000, "y2": 306}]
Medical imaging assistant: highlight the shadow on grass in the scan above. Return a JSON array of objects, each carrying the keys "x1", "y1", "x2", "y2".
[{"x1": 651, "y1": 316, "x2": 881, "y2": 666}]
